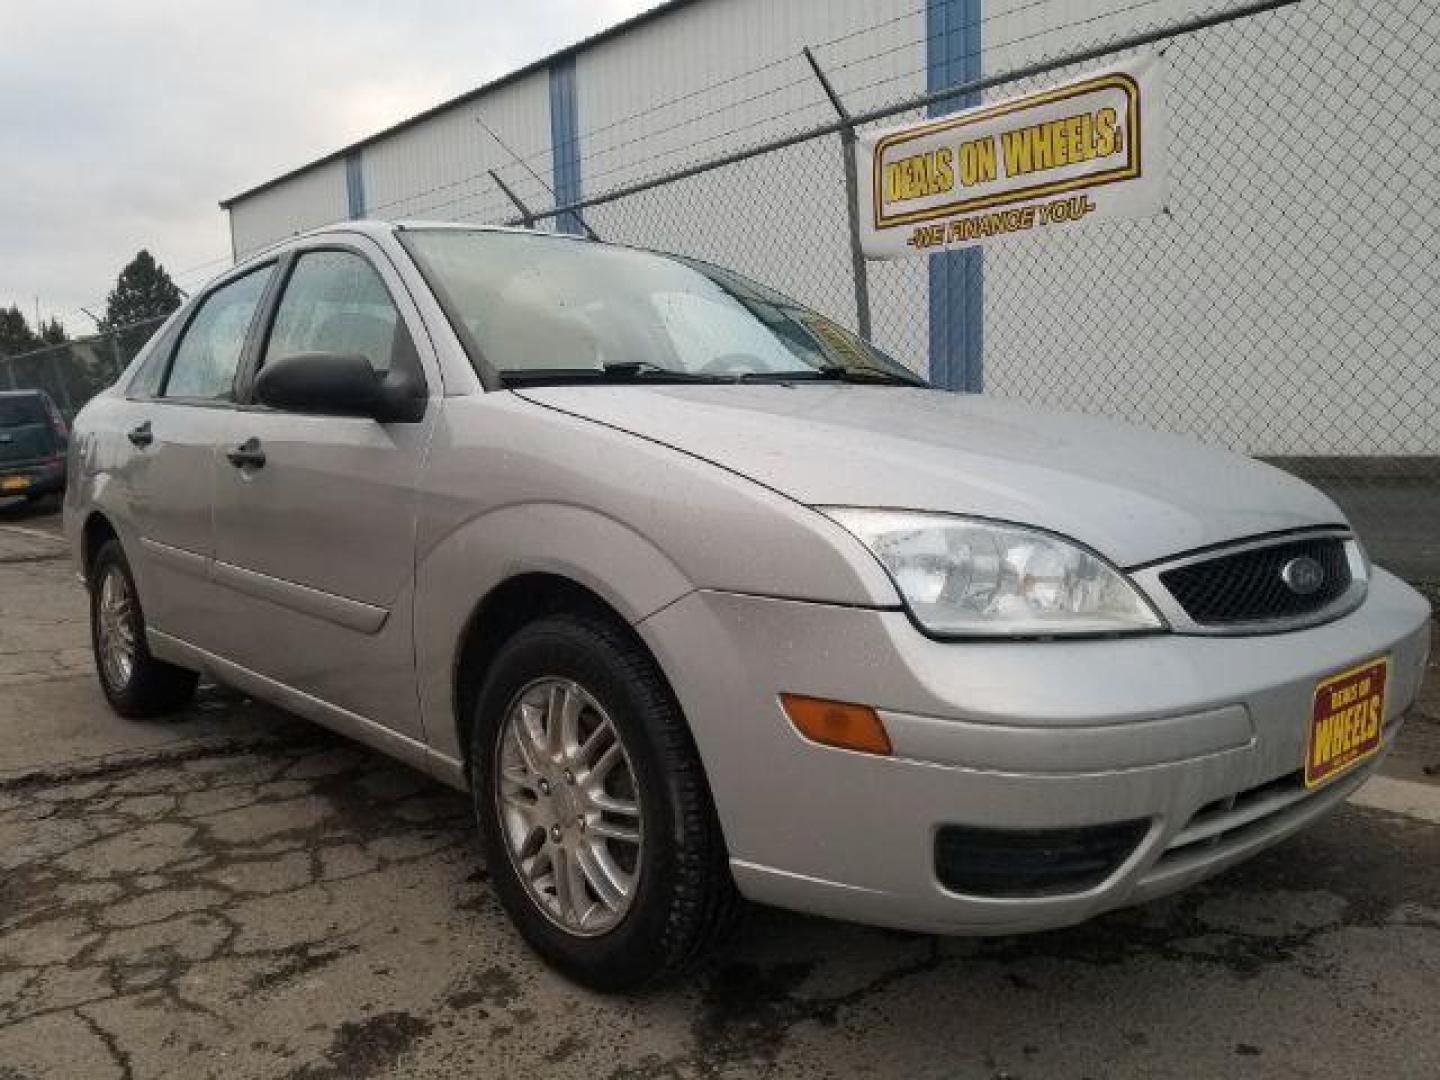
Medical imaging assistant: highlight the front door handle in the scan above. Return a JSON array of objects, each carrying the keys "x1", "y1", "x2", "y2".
[
  {"x1": 127, "y1": 421, "x2": 153, "y2": 448},
  {"x1": 225, "y1": 437, "x2": 266, "y2": 470}
]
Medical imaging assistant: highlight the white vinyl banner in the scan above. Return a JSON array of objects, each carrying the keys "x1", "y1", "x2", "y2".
[{"x1": 857, "y1": 54, "x2": 1167, "y2": 259}]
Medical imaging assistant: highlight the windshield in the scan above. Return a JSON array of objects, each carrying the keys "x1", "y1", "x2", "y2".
[{"x1": 400, "y1": 229, "x2": 924, "y2": 387}]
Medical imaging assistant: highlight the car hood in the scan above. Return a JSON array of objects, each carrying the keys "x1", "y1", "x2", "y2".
[{"x1": 515, "y1": 384, "x2": 1346, "y2": 567}]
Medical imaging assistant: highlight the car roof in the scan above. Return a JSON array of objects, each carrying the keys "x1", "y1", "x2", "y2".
[
  {"x1": 247, "y1": 218, "x2": 579, "y2": 254},
  {"x1": 224, "y1": 219, "x2": 600, "y2": 285}
]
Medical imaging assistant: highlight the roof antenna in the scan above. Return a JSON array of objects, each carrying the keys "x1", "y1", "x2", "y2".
[{"x1": 474, "y1": 114, "x2": 600, "y2": 241}]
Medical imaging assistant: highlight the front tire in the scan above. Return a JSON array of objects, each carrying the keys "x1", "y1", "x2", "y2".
[
  {"x1": 471, "y1": 612, "x2": 738, "y2": 991},
  {"x1": 89, "y1": 538, "x2": 198, "y2": 718}
]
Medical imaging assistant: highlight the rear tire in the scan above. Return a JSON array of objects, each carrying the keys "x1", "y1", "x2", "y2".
[
  {"x1": 470, "y1": 612, "x2": 738, "y2": 991},
  {"x1": 89, "y1": 538, "x2": 198, "y2": 718}
]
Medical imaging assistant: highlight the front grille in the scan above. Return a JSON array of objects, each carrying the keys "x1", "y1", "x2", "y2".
[{"x1": 1160, "y1": 536, "x2": 1351, "y2": 626}]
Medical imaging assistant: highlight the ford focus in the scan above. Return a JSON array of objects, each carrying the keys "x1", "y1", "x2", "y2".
[{"x1": 64, "y1": 222, "x2": 1431, "y2": 990}]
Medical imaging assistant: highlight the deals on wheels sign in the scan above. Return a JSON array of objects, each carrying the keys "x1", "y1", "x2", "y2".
[{"x1": 857, "y1": 54, "x2": 1167, "y2": 259}]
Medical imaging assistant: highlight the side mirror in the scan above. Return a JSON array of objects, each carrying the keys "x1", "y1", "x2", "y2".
[{"x1": 254, "y1": 353, "x2": 423, "y2": 423}]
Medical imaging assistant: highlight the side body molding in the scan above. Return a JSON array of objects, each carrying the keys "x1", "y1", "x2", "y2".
[
  {"x1": 211, "y1": 559, "x2": 390, "y2": 634},
  {"x1": 138, "y1": 537, "x2": 210, "y2": 580},
  {"x1": 413, "y1": 502, "x2": 695, "y2": 783}
]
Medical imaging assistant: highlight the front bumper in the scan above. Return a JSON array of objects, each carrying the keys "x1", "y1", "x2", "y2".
[{"x1": 638, "y1": 568, "x2": 1431, "y2": 935}]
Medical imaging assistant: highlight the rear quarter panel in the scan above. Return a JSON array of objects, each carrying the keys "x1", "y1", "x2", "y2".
[{"x1": 64, "y1": 394, "x2": 141, "y2": 580}]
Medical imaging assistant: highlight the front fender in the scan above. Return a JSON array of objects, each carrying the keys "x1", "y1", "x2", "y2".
[{"x1": 413, "y1": 501, "x2": 695, "y2": 769}]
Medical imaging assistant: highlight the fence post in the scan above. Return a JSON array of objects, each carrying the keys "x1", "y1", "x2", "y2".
[
  {"x1": 803, "y1": 46, "x2": 872, "y2": 341},
  {"x1": 490, "y1": 169, "x2": 535, "y2": 229},
  {"x1": 1, "y1": 356, "x2": 14, "y2": 390},
  {"x1": 48, "y1": 351, "x2": 74, "y2": 416},
  {"x1": 110, "y1": 330, "x2": 125, "y2": 381}
]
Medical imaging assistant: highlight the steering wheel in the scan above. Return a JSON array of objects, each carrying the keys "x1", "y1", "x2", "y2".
[{"x1": 697, "y1": 353, "x2": 766, "y2": 377}]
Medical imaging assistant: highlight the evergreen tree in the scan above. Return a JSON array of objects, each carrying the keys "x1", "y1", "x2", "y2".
[
  {"x1": 0, "y1": 305, "x2": 38, "y2": 356},
  {"x1": 38, "y1": 317, "x2": 66, "y2": 346},
  {"x1": 101, "y1": 250, "x2": 182, "y2": 331}
]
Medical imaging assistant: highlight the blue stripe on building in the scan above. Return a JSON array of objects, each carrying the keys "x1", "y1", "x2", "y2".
[
  {"x1": 926, "y1": 0, "x2": 984, "y2": 392},
  {"x1": 344, "y1": 150, "x2": 366, "y2": 219},
  {"x1": 549, "y1": 56, "x2": 585, "y2": 235}
]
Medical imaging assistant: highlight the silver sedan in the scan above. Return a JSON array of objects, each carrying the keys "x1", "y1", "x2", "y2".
[{"x1": 64, "y1": 222, "x2": 1432, "y2": 990}]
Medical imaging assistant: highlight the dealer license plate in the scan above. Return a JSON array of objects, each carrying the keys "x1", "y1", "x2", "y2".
[
  {"x1": 1305, "y1": 656, "x2": 1388, "y2": 788},
  {"x1": 1, "y1": 475, "x2": 30, "y2": 492}
]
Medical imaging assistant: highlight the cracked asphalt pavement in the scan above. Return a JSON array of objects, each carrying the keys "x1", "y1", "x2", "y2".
[{"x1": 2, "y1": 503, "x2": 1439, "y2": 1079}]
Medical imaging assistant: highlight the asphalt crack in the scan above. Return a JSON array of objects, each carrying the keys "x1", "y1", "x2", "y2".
[{"x1": 75, "y1": 1005, "x2": 135, "y2": 1080}]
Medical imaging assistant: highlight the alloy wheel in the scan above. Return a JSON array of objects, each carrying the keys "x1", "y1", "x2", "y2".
[
  {"x1": 96, "y1": 564, "x2": 137, "y2": 690},
  {"x1": 494, "y1": 677, "x2": 644, "y2": 936}
]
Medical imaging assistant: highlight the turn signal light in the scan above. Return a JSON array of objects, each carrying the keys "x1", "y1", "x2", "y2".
[{"x1": 780, "y1": 694, "x2": 892, "y2": 756}]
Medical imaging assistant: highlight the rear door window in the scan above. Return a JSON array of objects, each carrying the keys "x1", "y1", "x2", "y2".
[
  {"x1": 163, "y1": 266, "x2": 273, "y2": 401},
  {"x1": 127, "y1": 321, "x2": 182, "y2": 399}
]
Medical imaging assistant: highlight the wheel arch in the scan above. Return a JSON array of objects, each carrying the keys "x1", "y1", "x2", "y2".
[
  {"x1": 452, "y1": 572, "x2": 644, "y2": 773},
  {"x1": 80, "y1": 510, "x2": 120, "y2": 587},
  {"x1": 413, "y1": 502, "x2": 698, "y2": 774}
]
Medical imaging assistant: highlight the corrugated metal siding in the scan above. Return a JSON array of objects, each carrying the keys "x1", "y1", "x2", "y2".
[
  {"x1": 980, "y1": 0, "x2": 1204, "y2": 73},
  {"x1": 360, "y1": 70, "x2": 552, "y2": 228},
  {"x1": 230, "y1": 158, "x2": 349, "y2": 259},
  {"x1": 574, "y1": 0, "x2": 923, "y2": 193}
]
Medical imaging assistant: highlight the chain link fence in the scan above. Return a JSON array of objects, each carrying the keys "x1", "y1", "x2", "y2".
[
  {"x1": 4, "y1": 0, "x2": 1433, "y2": 586},
  {"x1": 0, "y1": 315, "x2": 167, "y2": 421}
]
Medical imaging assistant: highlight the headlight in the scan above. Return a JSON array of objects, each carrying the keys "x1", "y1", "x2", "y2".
[{"x1": 822, "y1": 509, "x2": 1164, "y2": 637}]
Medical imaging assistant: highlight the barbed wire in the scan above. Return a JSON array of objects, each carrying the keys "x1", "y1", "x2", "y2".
[{"x1": 344, "y1": 0, "x2": 1193, "y2": 229}]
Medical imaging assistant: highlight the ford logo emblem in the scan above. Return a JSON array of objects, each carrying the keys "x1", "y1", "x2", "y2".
[{"x1": 1281, "y1": 556, "x2": 1325, "y2": 596}]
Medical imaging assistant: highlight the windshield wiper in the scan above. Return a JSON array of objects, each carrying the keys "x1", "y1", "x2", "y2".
[
  {"x1": 599, "y1": 361, "x2": 723, "y2": 381},
  {"x1": 500, "y1": 363, "x2": 729, "y2": 387},
  {"x1": 736, "y1": 365, "x2": 926, "y2": 387},
  {"x1": 502, "y1": 362, "x2": 923, "y2": 388},
  {"x1": 814, "y1": 364, "x2": 928, "y2": 386}
]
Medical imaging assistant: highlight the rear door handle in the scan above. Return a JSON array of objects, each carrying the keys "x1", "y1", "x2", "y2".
[
  {"x1": 127, "y1": 421, "x2": 153, "y2": 448},
  {"x1": 225, "y1": 437, "x2": 266, "y2": 470}
]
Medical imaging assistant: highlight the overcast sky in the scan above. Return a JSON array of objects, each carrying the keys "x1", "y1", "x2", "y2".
[{"x1": 0, "y1": 0, "x2": 656, "y2": 334}]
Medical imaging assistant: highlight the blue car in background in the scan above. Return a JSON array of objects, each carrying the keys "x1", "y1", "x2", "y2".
[{"x1": 0, "y1": 390, "x2": 68, "y2": 505}]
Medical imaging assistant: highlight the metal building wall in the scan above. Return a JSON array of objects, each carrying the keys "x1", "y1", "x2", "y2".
[
  {"x1": 229, "y1": 158, "x2": 349, "y2": 259},
  {"x1": 360, "y1": 70, "x2": 553, "y2": 228}
]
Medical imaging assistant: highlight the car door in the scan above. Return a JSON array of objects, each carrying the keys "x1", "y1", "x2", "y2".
[
  {"x1": 209, "y1": 240, "x2": 436, "y2": 740},
  {"x1": 116, "y1": 263, "x2": 275, "y2": 649}
]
